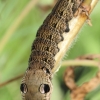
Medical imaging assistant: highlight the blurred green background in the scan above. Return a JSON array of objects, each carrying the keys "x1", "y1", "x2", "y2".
[{"x1": 0, "y1": 0, "x2": 100, "y2": 100}]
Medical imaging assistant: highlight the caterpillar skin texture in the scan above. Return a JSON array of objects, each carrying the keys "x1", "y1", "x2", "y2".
[{"x1": 20, "y1": 0, "x2": 83, "y2": 100}]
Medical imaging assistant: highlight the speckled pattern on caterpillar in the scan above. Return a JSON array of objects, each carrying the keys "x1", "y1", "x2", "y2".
[{"x1": 20, "y1": 0, "x2": 83, "y2": 100}]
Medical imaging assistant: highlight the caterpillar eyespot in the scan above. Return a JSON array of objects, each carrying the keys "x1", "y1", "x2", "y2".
[
  {"x1": 39, "y1": 84, "x2": 50, "y2": 94},
  {"x1": 20, "y1": 83, "x2": 28, "y2": 94},
  {"x1": 20, "y1": 0, "x2": 84, "y2": 100}
]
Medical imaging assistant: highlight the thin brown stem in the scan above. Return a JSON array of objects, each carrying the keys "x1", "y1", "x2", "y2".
[{"x1": 0, "y1": 74, "x2": 23, "y2": 87}]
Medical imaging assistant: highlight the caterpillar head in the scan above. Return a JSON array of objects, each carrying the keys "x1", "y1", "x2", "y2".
[{"x1": 20, "y1": 68, "x2": 53, "y2": 100}]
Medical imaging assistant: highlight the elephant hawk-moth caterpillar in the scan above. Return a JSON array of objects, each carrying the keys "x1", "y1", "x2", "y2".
[{"x1": 20, "y1": 0, "x2": 83, "y2": 100}]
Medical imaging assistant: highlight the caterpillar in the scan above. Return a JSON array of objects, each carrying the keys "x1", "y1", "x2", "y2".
[{"x1": 20, "y1": 0, "x2": 83, "y2": 100}]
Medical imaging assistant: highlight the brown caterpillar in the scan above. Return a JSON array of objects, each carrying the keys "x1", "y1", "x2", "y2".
[{"x1": 20, "y1": 0, "x2": 83, "y2": 100}]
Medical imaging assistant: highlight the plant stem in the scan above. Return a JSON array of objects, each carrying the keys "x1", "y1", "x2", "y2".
[
  {"x1": 62, "y1": 60, "x2": 99, "y2": 67},
  {"x1": 52, "y1": 0, "x2": 99, "y2": 73},
  {"x1": 0, "y1": 74, "x2": 23, "y2": 87}
]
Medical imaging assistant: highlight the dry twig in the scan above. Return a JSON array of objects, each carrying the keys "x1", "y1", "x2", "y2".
[
  {"x1": 64, "y1": 54, "x2": 100, "y2": 100},
  {"x1": 0, "y1": 74, "x2": 23, "y2": 87}
]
